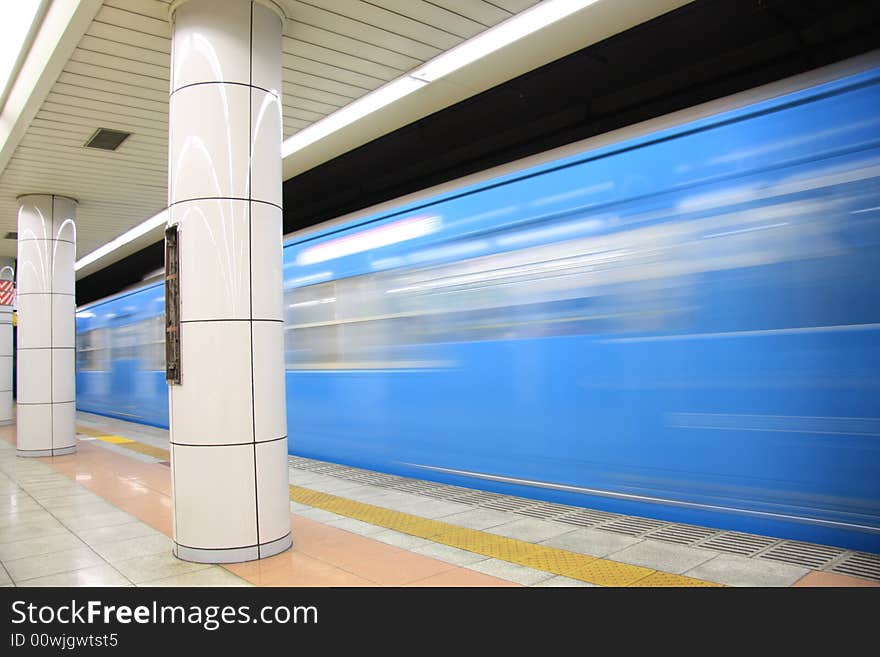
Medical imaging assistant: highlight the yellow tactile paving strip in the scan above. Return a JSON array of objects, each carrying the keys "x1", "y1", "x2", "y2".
[
  {"x1": 78, "y1": 425, "x2": 171, "y2": 460},
  {"x1": 290, "y1": 485, "x2": 720, "y2": 587},
  {"x1": 76, "y1": 425, "x2": 719, "y2": 587}
]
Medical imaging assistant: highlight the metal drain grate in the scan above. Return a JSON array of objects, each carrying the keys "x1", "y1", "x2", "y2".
[
  {"x1": 699, "y1": 531, "x2": 779, "y2": 556},
  {"x1": 446, "y1": 490, "x2": 505, "y2": 505},
  {"x1": 830, "y1": 552, "x2": 880, "y2": 581},
  {"x1": 599, "y1": 516, "x2": 667, "y2": 537},
  {"x1": 556, "y1": 508, "x2": 619, "y2": 528},
  {"x1": 648, "y1": 523, "x2": 721, "y2": 546},
  {"x1": 412, "y1": 483, "x2": 466, "y2": 499},
  {"x1": 387, "y1": 480, "x2": 442, "y2": 495},
  {"x1": 758, "y1": 541, "x2": 846, "y2": 570},
  {"x1": 480, "y1": 496, "x2": 544, "y2": 513},
  {"x1": 513, "y1": 502, "x2": 575, "y2": 520},
  {"x1": 290, "y1": 458, "x2": 334, "y2": 471}
]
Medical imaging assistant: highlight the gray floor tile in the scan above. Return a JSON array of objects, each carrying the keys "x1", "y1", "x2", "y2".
[
  {"x1": 467, "y1": 558, "x2": 555, "y2": 585},
  {"x1": 412, "y1": 542, "x2": 489, "y2": 566},
  {"x1": 326, "y1": 517, "x2": 387, "y2": 537},
  {"x1": 541, "y1": 527, "x2": 641, "y2": 558},
  {"x1": 39, "y1": 491, "x2": 106, "y2": 509},
  {"x1": 4, "y1": 546, "x2": 106, "y2": 582},
  {"x1": 301, "y1": 478, "x2": 367, "y2": 495},
  {"x1": 76, "y1": 521, "x2": 161, "y2": 546},
  {"x1": 64, "y1": 510, "x2": 137, "y2": 531},
  {"x1": 51, "y1": 500, "x2": 123, "y2": 521},
  {"x1": 0, "y1": 532, "x2": 87, "y2": 562},
  {"x1": 684, "y1": 553, "x2": 809, "y2": 587},
  {"x1": 18, "y1": 564, "x2": 132, "y2": 587},
  {"x1": 0, "y1": 495, "x2": 42, "y2": 516},
  {"x1": 91, "y1": 533, "x2": 174, "y2": 563},
  {"x1": 0, "y1": 518, "x2": 69, "y2": 544},
  {"x1": 533, "y1": 575, "x2": 598, "y2": 587},
  {"x1": 112, "y1": 551, "x2": 213, "y2": 584},
  {"x1": 412, "y1": 500, "x2": 476, "y2": 520},
  {"x1": 486, "y1": 517, "x2": 576, "y2": 543},
  {"x1": 370, "y1": 530, "x2": 432, "y2": 550},
  {"x1": 138, "y1": 567, "x2": 252, "y2": 587},
  {"x1": 607, "y1": 539, "x2": 717, "y2": 574},
  {"x1": 0, "y1": 509, "x2": 56, "y2": 529},
  {"x1": 0, "y1": 564, "x2": 10, "y2": 586},
  {"x1": 438, "y1": 508, "x2": 522, "y2": 531},
  {"x1": 294, "y1": 508, "x2": 347, "y2": 523}
]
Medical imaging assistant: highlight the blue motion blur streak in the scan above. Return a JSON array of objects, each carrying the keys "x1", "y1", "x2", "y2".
[{"x1": 76, "y1": 65, "x2": 880, "y2": 551}]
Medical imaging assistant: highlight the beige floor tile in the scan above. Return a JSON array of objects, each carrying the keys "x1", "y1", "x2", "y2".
[
  {"x1": 64, "y1": 510, "x2": 137, "y2": 531},
  {"x1": 51, "y1": 500, "x2": 124, "y2": 521},
  {"x1": 0, "y1": 494, "x2": 42, "y2": 516},
  {"x1": 4, "y1": 546, "x2": 106, "y2": 583},
  {"x1": 0, "y1": 509, "x2": 56, "y2": 530},
  {"x1": 18, "y1": 563, "x2": 132, "y2": 587},
  {"x1": 91, "y1": 533, "x2": 173, "y2": 563},
  {"x1": 0, "y1": 518, "x2": 69, "y2": 544},
  {"x1": 140, "y1": 567, "x2": 253, "y2": 587},
  {"x1": 0, "y1": 532, "x2": 87, "y2": 562},
  {"x1": 112, "y1": 551, "x2": 214, "y2": 584},
  {"x1": 76, "y1": 521, "x2": 161, "y2": 546}
]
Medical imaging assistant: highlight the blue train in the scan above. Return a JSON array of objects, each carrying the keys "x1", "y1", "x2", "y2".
[{"x1": 76, "y1": 61, "x2": 880, "y2": 552}]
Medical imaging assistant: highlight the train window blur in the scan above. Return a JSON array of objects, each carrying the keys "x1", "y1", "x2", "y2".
[
  {"x1": 284, "y1": 174, "x2": 880, "y2": 371},
  {"x1": 284, "y1": 278, "x2": 411, "y2": 368},
  {"x1": 76, "y1": 328, "x2": 109, "y2": 371},
  {"x1": 143, "y1": 315, "x2": 165, "y2": 371}
]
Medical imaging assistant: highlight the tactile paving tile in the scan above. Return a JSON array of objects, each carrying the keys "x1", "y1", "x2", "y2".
[
  {"x1": 629, "y1": 571, "x2": 721, "y2": 587},
  {"x1": 288, "y1": 484, "x2": 720, "y2": 587}
]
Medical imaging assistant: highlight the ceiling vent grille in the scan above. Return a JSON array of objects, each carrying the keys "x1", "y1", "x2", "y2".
[{"x1": 85, "y1": 128, "x2": 131, "y2": 151}]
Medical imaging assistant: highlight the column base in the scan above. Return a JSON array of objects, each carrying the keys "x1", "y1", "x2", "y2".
[
  {"x1": 173, "y1": 532, "x2": 292, "y2": 564},
  {"x1": 16, "y1": 445, "x2": 77, "y2": 458}
]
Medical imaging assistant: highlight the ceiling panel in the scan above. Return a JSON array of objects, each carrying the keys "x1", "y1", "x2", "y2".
[{"x1": 0, "y1": 0, "x2": 547, "y2": 263}]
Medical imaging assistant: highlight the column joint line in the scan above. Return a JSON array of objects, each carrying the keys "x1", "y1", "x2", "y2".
[{"x1": 249, "y1": 0, "x2": 261, "y2": 559}]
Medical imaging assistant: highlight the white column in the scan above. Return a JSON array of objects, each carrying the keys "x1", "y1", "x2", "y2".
[
  {"x1": 0, "y1": 265, "x2": 13, "y2": 426},
  {"x1": 15, "y1": 194, "x2": 77, "y2": 457},
  {"x1": 167, "y1": 0, "x2": 290, "y2": 563}
]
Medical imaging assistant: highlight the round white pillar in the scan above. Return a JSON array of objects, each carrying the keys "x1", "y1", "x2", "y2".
[
  {"x1": 167, "y1": 0, "x2": 290, "y2": 563},
  {"x1": 15, "y1": 194, "x2": 77, "y2": 457},
  {"x1": 0, "y1": 265, "x2": 13, "y2": 426}
]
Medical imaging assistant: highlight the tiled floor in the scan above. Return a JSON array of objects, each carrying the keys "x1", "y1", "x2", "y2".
[
  {"x1": 2, "y1": 415, "x2": 878, "y2": 588},
  {"x1": 0, "y1": 423, "x2": 513, "y2": 587}
]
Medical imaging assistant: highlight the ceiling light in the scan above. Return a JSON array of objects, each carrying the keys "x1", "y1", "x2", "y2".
[
  {"x1": 0, "y1": 0, "x2": 47, "y2": 112},
  {"x1": 280, "y1": 0, "x2": 599, "y2": 158},
  {"x1": 410, "y1": 0, "x2": 601, "y2": 83},
  {"x1": 75, "y1": 209, "x2": 167, "y2": 272},
  {"x1": 281, "y1": 76, "x2": 426, "y2": 158}
]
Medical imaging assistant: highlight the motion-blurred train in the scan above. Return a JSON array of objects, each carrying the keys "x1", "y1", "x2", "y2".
[{"x1": 76, "y1": 58, "x2": 880, "y2": 552}]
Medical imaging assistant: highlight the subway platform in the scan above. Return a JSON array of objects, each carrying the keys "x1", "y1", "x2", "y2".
[{"x1": 0, "y1": 411, "x2": 877, "y2": 588}]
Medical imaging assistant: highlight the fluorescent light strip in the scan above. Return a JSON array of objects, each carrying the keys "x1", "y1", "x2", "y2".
[
  {"x1": 281, "y1": 0, "x2": 599, "y2": 158},
  {"x1": 0, "y1": 0, "x2": 45, "y2": 112},
  {"x1": 82, "y1": 0, "x2": 598, "y2": 270},
  {"x1": 74, "y1": 209, "x2": 167, "y2": 271}
]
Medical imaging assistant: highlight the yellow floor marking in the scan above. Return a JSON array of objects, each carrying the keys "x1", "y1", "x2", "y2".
[
  {"x1": 96, "y1": 434, "x2": 135, "y2": 445},
  {"x1": 77, "y1": 425, "x2": 169, "y2": 460},
  {"x1": 121, "y1": 441, "x2": 171, "y2": 460},
  {"x1": 289, "y1": 485, "x2": 722, "y2": 587},
  {"x1": 74, "y1": 425, "x2": 721, "y2": 587}
]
